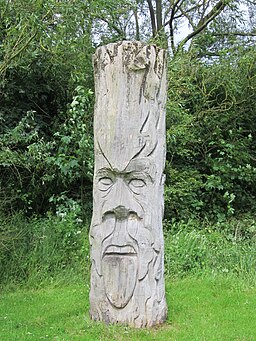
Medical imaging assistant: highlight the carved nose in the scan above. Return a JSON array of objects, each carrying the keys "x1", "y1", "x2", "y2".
[{"x1": 113, "y1": 205, "x2": 129, "y2": 220}]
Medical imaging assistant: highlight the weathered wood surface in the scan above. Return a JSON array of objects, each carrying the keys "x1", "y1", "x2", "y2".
[{"x1": 89, "y1": 41, "x2": 167, "y2": 328}]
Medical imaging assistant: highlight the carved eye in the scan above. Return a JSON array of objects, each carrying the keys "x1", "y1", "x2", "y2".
[
  {"x1": 98, "y1": 177, "x2": 113, "y2": 191},
  {"x1": 129, "y1": 179, "x2": 146, "y2": 193},
  {"x1": 129, "y1": 179, "x2": 145, "y2": 187}
]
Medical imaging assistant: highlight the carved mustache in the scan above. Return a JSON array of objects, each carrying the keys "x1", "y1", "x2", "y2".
[
  {"x1": 101, "y1": 216, "x2": 154, "y2": 281},
  {"x1": 91, "y1": 211, "x2": 154, "y2": 279},
  {"x1": 104, "y1": 245, "x2": 137, "y2": 255}
]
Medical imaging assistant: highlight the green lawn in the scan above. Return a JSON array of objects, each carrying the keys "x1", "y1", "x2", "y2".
[{"x1": 1, "y1": 275, "x2": 255, "y2": 340}]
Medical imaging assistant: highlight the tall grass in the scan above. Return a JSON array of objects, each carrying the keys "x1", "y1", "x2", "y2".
[
  {"x1": 164, "y1": 217, "x2": 256, "y2": 281},
  {"x1": 0, "y1": 212, "x2": 90, "y2": 287},
  {"x1": 1, "y1": 212, "x2": 255, "y2": 289}
]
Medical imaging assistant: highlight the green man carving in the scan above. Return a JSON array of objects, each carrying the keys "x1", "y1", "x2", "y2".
[{"x1": 90, "y1": 41, "x2": 167, "y2": 327}]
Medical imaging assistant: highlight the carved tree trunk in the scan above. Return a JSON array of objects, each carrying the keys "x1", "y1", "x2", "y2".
[{"x1": 89, "y1": 41, "x2": 168, "y2": 328}]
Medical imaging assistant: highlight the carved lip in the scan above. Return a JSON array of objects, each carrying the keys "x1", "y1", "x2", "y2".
[{"x1": 104, "y1": 245, "x2": 137, "y2": 255}]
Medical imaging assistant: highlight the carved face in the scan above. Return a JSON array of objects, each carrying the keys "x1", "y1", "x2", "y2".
[{"x1": 90, "y1": 156, "x2": 159, "y2": 308}]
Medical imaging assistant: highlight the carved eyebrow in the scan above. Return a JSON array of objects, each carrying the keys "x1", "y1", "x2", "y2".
[
  {"x1": 96, "y1": 168, "x2": 114, "y2": 178},
  {"x1": 96, "y1": 166, "x2": 154, "y2": 183},
  {"x1": 125, "y1": 171, "x2": 152, "y2": 183}
]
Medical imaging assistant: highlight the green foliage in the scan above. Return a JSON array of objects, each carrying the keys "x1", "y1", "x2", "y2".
[
  {"x1": 0, "y1": 86, "x2": 94, "y2": 214},
  {"x1": 1, "y1": 0, "x2": 255, "y2": 222},
  {"x1": 49, "y1": 86, "x2": 94, "y2": 182},
  {"x1": 45, "y1": 86, "x2": 94, "y2": 216},
  {"x1": 0, "y1": 0, "x2": 94, "y2": 215},
  {"x1": 1, "y1": 0, "x2": 256, "y2": 296},
  {"x1": 165, "y1": 227, "x2": 207, "y2": 276},
  {"x1": 1, "y1": 211, "x2": 255, "y2": 287},
  {"x1": 165, "y1": 47, "x2": 256, "y2": 221}
]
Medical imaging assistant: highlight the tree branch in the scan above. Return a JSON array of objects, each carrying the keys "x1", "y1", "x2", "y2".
[
  {"x1": 146, "y1": 0, "x2": 156, "y2": 37},
  {"x1": 177, "y1": 0, "x2": 227, "y2": 52},
  {"x1": 156, "y1": 0, "x2": 163, "y2": 32},
  {"x1": 97, "y1": 16, "x2": 125, "y2": 37},
  {"x1": 170, "y1": 4, "x2": 203, "y2": 21},
  {"x1": 133, "y1": 0, "x2": 140, "y2": 40},
  {"x1": 177, "y1": 5, "x2": 196, "y2": 30},
  {"x1": 198, "y1": 0, "x2": 225, "y2": 27},
  {"x1": 200, "y1": 0, "x2": 211, "y2": 24},
  {"x1": 165, "y1": 0, "x2": 183, "y2": 55},
  {"x1": 0, "y1": 31, "x2": 37, "y2": 75},
  {"x1": 164, "y1": 0, "x2": 184, "y2": 27}
]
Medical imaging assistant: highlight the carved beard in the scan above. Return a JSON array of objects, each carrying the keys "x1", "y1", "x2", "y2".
[{"x1": 91, "y1": 212, "x2": 154, "y2": 309}]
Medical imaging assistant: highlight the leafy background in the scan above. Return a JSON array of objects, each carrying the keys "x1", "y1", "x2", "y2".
[{"x1": 0, "y1": 0, "x2": 255, "y2": 285}]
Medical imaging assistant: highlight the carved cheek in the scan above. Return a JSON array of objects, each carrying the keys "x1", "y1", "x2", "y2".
[
  {"x1": 134, "y1": 182, "x2": 154, "y2": 220},
  {"x1": 126, "y1": 218, "x2": 154, "y2": 280},
  {"x1": 96, "y1": 176, "x2": 114, "y2": 215}
]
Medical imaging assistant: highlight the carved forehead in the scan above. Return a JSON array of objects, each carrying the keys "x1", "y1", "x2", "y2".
[
  {"x1": 94, "y1": 41, "x2": 166, "y2": 171},
  {"x1": 96, "y1": 125, "x2": 158, "y2": 171}
]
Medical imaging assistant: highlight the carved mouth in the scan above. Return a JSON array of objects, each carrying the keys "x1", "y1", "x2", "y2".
[{"x1": 104, "y1": 245, "x2": 137, "y2": 256}]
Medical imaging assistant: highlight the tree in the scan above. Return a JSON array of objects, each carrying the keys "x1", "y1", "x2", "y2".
[
  {"x1": 91, "y1": 0, "x2": 256, "y2": 55},
  {"x1": 0, "y1": 0, "x2": 94, "y2": 215},
  {"x1": 0, "y1": 0, "x2": 255, "y2": 222},
  {"x1": 164, "y1": 45, "x2": 256, "y2": 220}
]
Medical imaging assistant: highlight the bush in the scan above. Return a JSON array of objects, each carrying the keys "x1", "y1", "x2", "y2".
[
  {"x1": 0, "y1": 86, "x2": 94, "y2": 216},
  {"x1": 165, "y1": 48, "x2": 256, "y2": 221}
]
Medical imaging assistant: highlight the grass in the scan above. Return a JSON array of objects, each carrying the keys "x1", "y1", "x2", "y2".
[
  {"x1": 1, "y1": 213, "x2": 255, "y2": 339},
  {"x1": 1, "y1": 274, "x2": 256, "y2": 340}
]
